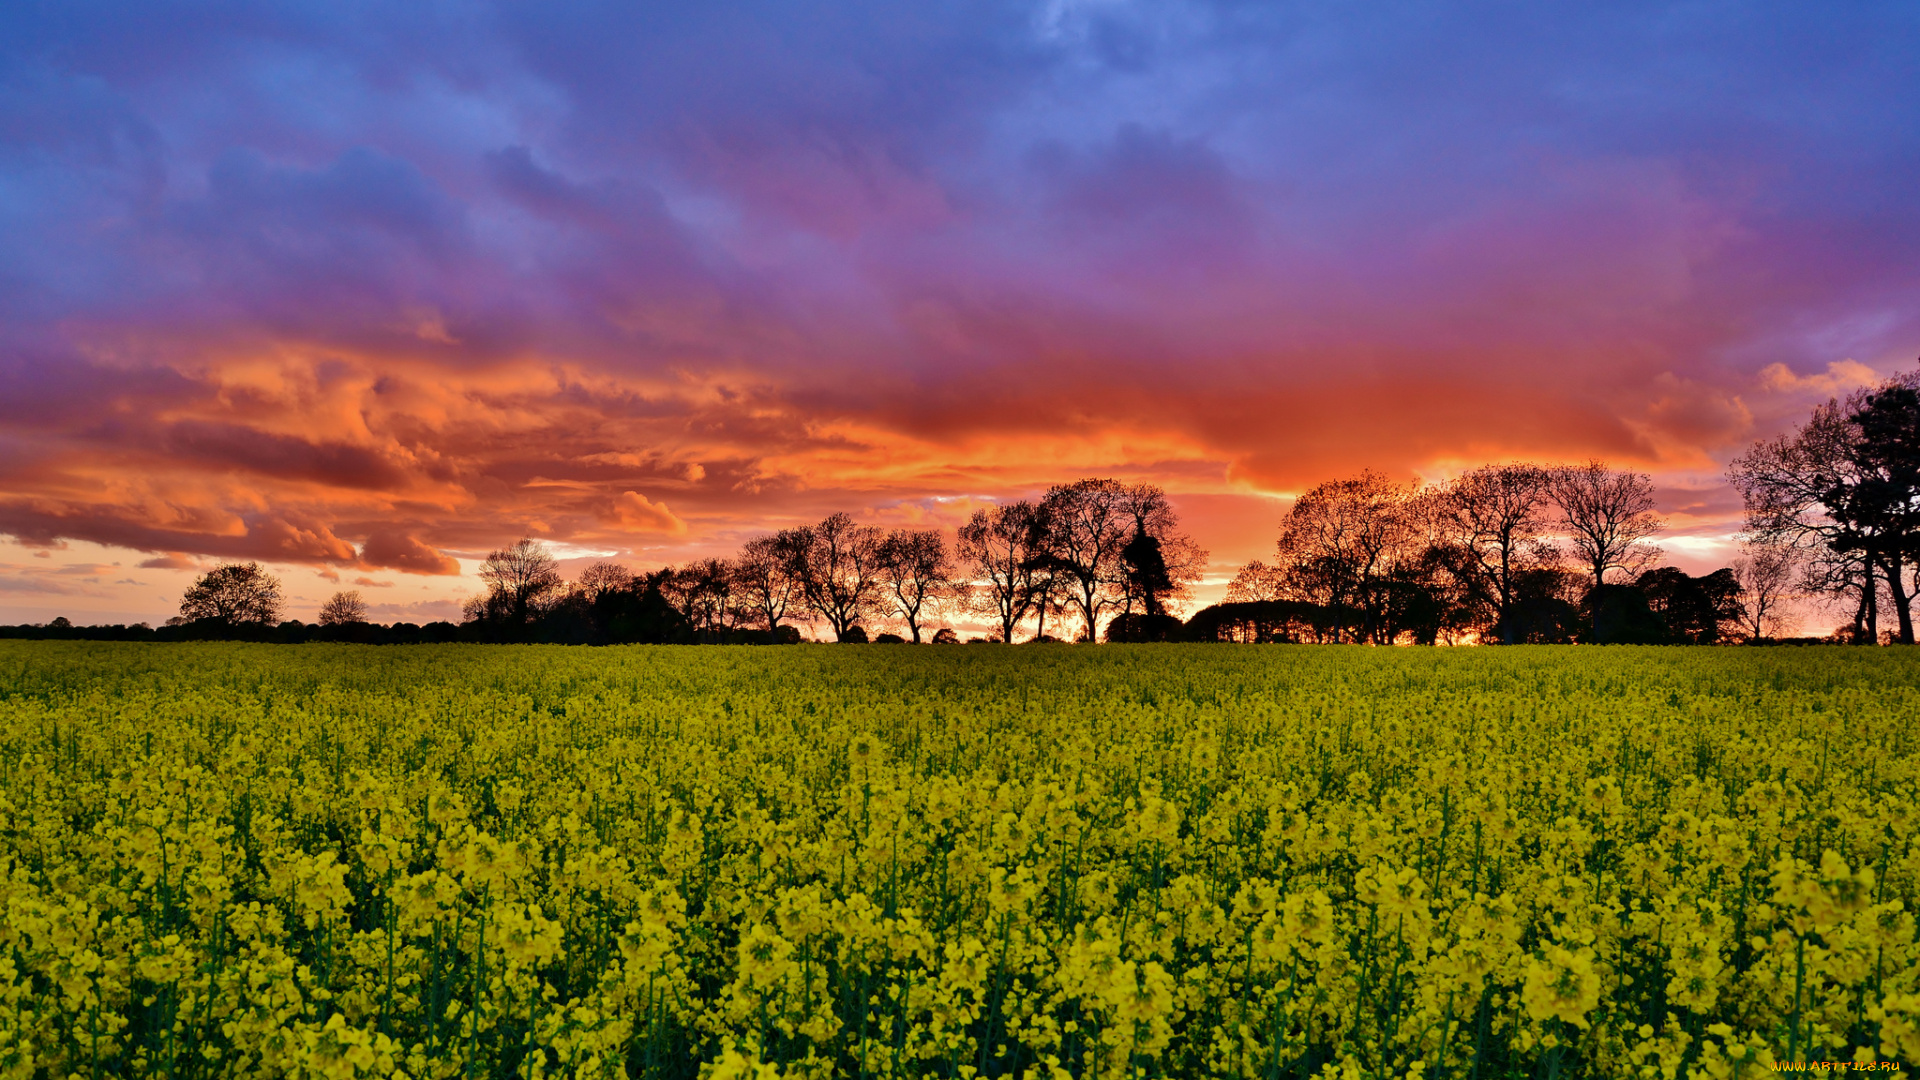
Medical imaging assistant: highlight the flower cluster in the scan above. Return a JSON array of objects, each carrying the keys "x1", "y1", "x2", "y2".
[{"x1": 0, "y1": 641, "x2": 1915, "y2": 1078}]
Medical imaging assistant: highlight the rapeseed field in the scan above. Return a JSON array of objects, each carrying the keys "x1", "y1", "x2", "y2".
[{"x1": 0, "y1": 642, "x2": 1915, "y2": 1079}]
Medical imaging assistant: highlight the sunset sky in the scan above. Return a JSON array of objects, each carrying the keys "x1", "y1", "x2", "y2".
[{"x1": 2, "y1": 2, "x2": 1916, "y2": 628}]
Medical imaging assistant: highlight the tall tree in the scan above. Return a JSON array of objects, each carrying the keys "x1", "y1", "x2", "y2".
[
  {"x1": 1038, "y1": 479, "x2": 1193, "y2": 642},
  {"x1": 1120, "y1": 527, "x2": 1173, "y2": 621},
  {"x1": 958, "y1": 501, "x2": 1042, "y2": 643},
  {"x1": 180, "y1": 562, "x2": 284, "y2": 625},
  {"x1": 1027, "y1": 556, "x2": 1075, "y2": 641},
  {"x1": 1272, "y1": 470, "x2": 1418, "y2": 643},
  {"x1": 672, "y1": 558, "x2": 737, "y2": 640},
  {"x1": 1834, "y1": 383, "x2": 1920, "y2": 643},
  {"x1": 1434, "y1": 463, "x2": 1560, "y2": 644},
  {"x1": 1728, "y1": 381, "x2": 1907, "y2": 643},
  {"x1": 1638, "y1": 566, "x2": 1742, "y2": 644},
  {"x1": 474, "y1": 538, "x2": 562, "y2": 628},
  {"x1": 789, "y1": 513, "x2": 886, "y2": 642},
  {"x1": 1120, "y1": 520, "x2": 1207, "y2": 625},
  {"x1": 1038, "y1": 479, "x2": 1136, "y2": 642},
  {"x1": 1729, "y1": 542, "x2": 1800, "y2": 640},
  {"x1": 577, "y1": 562, "x2": 635, "y2": 602},
  {"x1": 1549, "y1": 461, "x2": 1664, "y2": 589},
  {"x1": 1107, "y1": 519, "x2": 1206, "y2": 641},
  {"x1": 876, "y1": 528, "x2": 954, "y2": 643},
  {"x1": 317, "y1": 590, "x2": 368, "y2": 626},
  {"x1": 734, "y1": 531, "x2": 808, "y2": 635}
]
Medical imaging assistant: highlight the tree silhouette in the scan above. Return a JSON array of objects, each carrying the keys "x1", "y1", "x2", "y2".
[
  {"x1": 1637, "y1": 566, "x2": 1742, "y2": 644},
  {"x1": 1550, "y1": 461, "x2": 1663, "y2": 590},
  {"x1": 1434, "y1": 463, "x2": 1558, "y2": 644},
  {"x1": 180, "y1": 563, "x2": 283, "y2": 626},
  {"x1": 1038, "y1": 479, "x2": 1137, "y2": 642},
  {"x1": 734, "y1": 531, "x2": 809, "y2": 635},
  {"x1": 470, "y1": 538, "x2": 562, "y2": 632},
  {"x1": 789, "y1": 513, "x2": 886, "y2": 642},
  {"x1": 1835, "y1": 383, "x2": 1920, "y2": 643},
  {"x1": 317, "y1": 590, "x2": 368, "y2": 626},
  {"x1": 876, "y1": 528, "x2": 954, "y2": 643},
  {"x1": 1729, "y1": 544, "x2": 1799, "y2": 640},
  {"x1": 1271, "y1": 471, "x2": 1420, "y2": 643},
  {"x1": 1038, "y1": 480, "x2": 1197, "y2": 642},
  {"x1": 576, "y1": 562, "x2": 635, "y2": 602},
  {"x1": 958, "y1": 502, "x2": 1044, "y2": 643},
  {"x1": 1729, "y1": 370, "x2": 1920, "y2": 643}
]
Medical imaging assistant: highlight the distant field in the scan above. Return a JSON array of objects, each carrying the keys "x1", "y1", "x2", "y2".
[{"x1": 0, "y1": 642, "x2": 1915, "y2": 1078}]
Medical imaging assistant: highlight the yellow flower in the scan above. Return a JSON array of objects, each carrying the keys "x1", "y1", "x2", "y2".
[
  {"x1": 1522, "y1": 945, "x2": 1601, "y2": 1028},
  {"x1": 735, "y1": 923, "x2": 794, "y2": 993}
]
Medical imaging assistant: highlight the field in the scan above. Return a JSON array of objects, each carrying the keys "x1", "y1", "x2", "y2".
[{"x1": 0, "y1": 643, "x2": 1916, "y2": 1079}]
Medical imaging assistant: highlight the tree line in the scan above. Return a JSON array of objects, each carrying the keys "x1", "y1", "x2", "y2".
[
  {"x1": 1201, "y1": 461, "x2": 1748, "y2": 645},
  {"x1": 451, "y1": 477, "x2": 1207, "y2": 644},
  {"x1": 1195, "y1": 362, "x2": 1920, "y2": 647}
]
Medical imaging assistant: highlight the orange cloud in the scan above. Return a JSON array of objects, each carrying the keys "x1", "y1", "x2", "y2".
[
  {"x1": 604, "y1": 491, "x2": 688, "y2": 535},
  {"x1": 137, "y1": 553, "x2": 201, "y2": 571},
  {"x1": 0, "y1": 325, "x2": 1896, "y2": 615},
  {"x1": 1756, "y1": 360, "x2": 1878, "y2": 396}
]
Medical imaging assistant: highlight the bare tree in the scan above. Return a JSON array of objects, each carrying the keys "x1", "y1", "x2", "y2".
[
  {"x1": 1027, "y1": 557, "x2": 1074, "y2": 642},
  {"x1": 1729, "y1": 542, "x2": 1801, "y2": 640},
  {"x1": 1549, "y1": 460, "x2": 1664, "y2": 589},
  {"x1": 1038, "y1": 480, "x2": 1135, "y2": 642},
  {"x1": 180, "y1": 563, "x2": 284, "y2": 625},
  {"x1": 1272, "y1": 470, "x2": 1418, "y2": 643},
  {"x1": 734, "y1": 531, "x2": 808, "y2": 635},
  {"x1": 1225, "y1": 559, "x2": 1285, "y2": 603},
  {"x1": 577, "y1": 562, "x2": 635, "y2": 602},
  {"x1": 317, "y1": 590, "x2": 368, "y2": 626},
  {"x1": 1038, "y1": 479, "x2": 1191, "y2": 642},
  {"x1": 689, "y1": 558, "x2": 739, "y2": 638},
  {"x1": 658, "y1": 559, "x2": 737, "y2": 639},
  {"x1": 1025, "y1": 498, "x2": 1074, "y2": 641},
  {"x1": 790, "y1": 513, "x2": 886, "y2": 641},
  {"x1": 876, "y1": 528, "x2": 954, "y2": 643},
  {"x1": 474, "y1": 538, "x2": 563, "y2": 626},
  {"x1": 1434, "y1": 463, "x2": 1560, "y2": 644},
  {"x1": 958, "y1": 502, "x2": 1043, "y2": 643}
]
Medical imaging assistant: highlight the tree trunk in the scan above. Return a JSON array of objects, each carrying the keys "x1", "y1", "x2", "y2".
[
  {"x1": 1883, "y1": 555, "x2": 1915, "y2": 645},
  {"x1": 1498, "y1": 543, "x2": 1516, "y2": 645},
  {"x1": 1862, "y1": 571, "x2": 1879, "y2": 644}
]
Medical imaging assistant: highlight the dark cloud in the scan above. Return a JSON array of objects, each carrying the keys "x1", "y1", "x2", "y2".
[
  {"x1": 145, "y1": 421, "x2": 413, "y2": 489},
  {"x1": 358, "y1": 531, "x2": 460, "y2": 575},
  {"x1": 0, "y1": 503, "x2": 357, "y2": 566}
]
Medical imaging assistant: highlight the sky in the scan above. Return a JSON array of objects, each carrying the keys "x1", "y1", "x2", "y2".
[{"x1": 1, "y1": 1, "x2": 1917, "y2": 630}]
